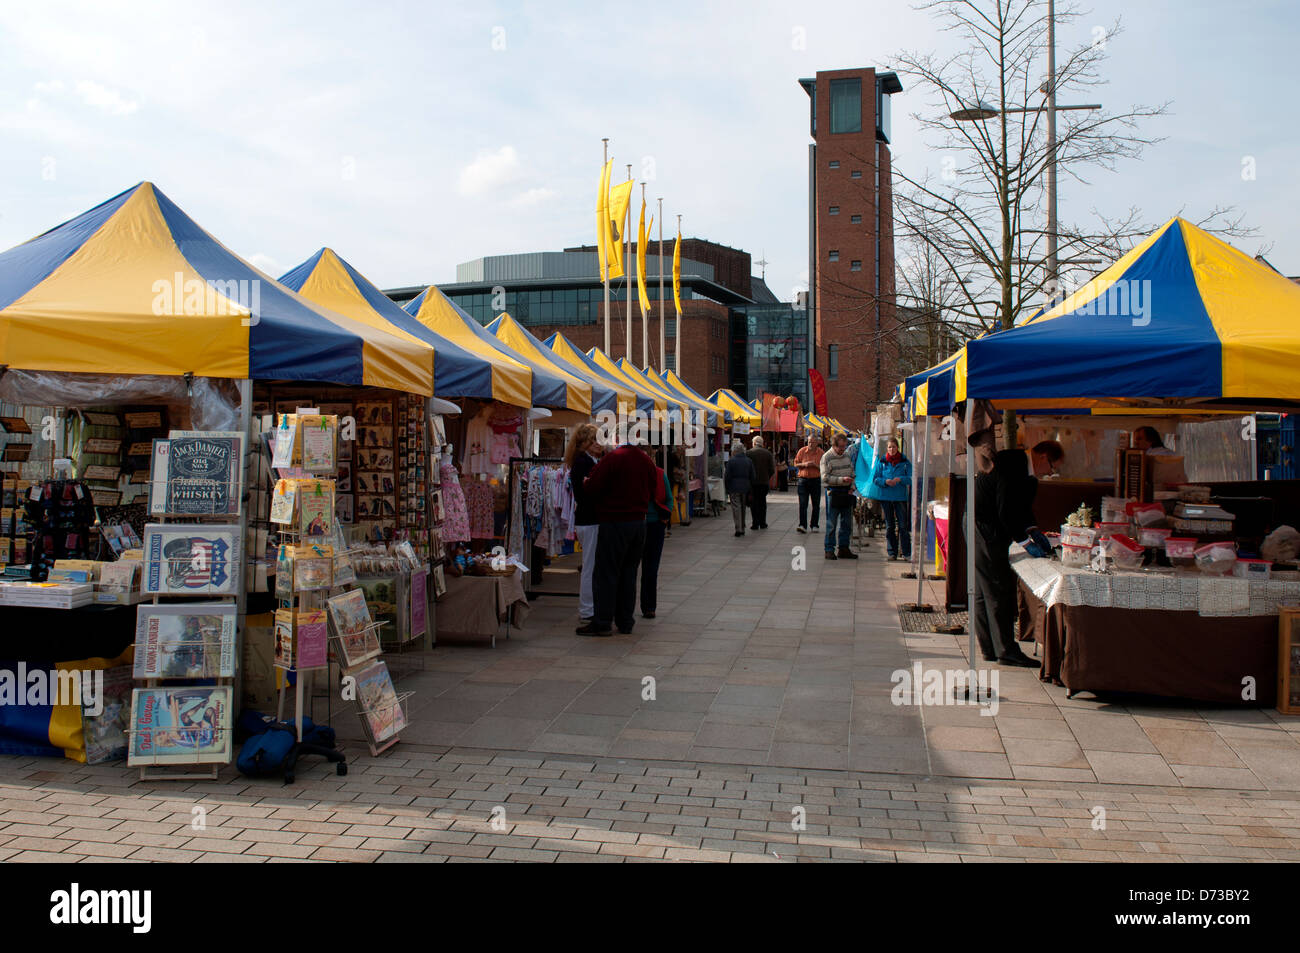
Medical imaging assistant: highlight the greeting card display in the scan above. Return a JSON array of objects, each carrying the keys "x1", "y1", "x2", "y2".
[
  {"x1": 143, "y1": 524, "x2": 241, "y2": 596},
  {"x1": 326, "y1": 588, "x2": 382, "y2": 668},
  {"x1": 298, "y1": 481, "x2": 335, "y2": 538},
  {"x1": 128, "y1": 687, "x2": 232, "y2": 765},
  {"x1": 133, "y1": 603, "x2": 237, "y2": 679},
  {"x1": 354, "y1": 660, "x2": 406, "y2": 743},
  {"x1": 300, "y1": 415, "x2": 338, "y2": 473},
  {"x1": 274, "y1": 608, "x2": 329, "y2": 671}
]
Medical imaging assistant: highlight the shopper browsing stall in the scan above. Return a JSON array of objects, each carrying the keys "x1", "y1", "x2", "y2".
[
  {"x1": 873, "y1": 436, "x2": 912, "y2": 561},
  {"x1": 565, "y1": 424, "x2": 602, "y2": 626},
  {"x1": 821, "y1": 434, "x2": 857, "y2": 560},
  {"x1": 639, "y1": 445, "x2": 673, "y2": 619}
]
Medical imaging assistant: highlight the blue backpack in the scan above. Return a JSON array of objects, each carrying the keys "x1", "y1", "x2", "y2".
[{"x1": 236, "y1": 711, "x2": 342, "y2": 781}]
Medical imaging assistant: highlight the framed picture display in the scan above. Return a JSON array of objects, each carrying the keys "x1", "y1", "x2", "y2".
[
  {"x1": 143, "y1": 523, "x2": 242, "y2": 596},
  {"x1": 128, "y1": 687, "x2": 232, "y2": 766}
]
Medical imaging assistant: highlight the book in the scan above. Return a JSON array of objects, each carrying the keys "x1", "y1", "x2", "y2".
[
  {"x1": 128, "y1": 687, "x2": 232, "y2": 765},
  {"x1": 298, "y1": 481, "x2": 334, "y2": 538},
  {"x1": 151, "y1": 431, "x2": 243, "y2": 516},
  {"x1": 143, "y1": 523, "x2": 241, "y2": 596},
  {"x1": 99, "y1": 561, "x2": 140, "y2": 591},
  {"x1": 355, "y1": 660, "x2": 406, "y2": 743},
  {"x1": 133, "y1": 603, "x2": 237, "y2": 679},
  {"x1": 326, "y1": 588, "x2": 381, "y2": 668}
]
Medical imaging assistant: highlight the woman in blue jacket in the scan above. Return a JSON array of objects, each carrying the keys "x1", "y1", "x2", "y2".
[{"x1": 873, "y1": 436, "x2": 912, "y2": 560}]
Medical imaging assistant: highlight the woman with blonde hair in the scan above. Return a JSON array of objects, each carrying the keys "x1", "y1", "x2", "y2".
[{"x1": 565, "y1": 423, "x2": 603, "y2": 623}]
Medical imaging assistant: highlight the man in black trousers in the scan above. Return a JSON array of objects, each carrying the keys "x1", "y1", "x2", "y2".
[
  {"x1": 972, "y1": 440, "x2": 1063, "y2": 666},
  {"x1": 577, "y1": 439, "x2": 659, "y2": 636},
  {"x1": 746, "y1": 436, "x2": 776, "y2": 529}
]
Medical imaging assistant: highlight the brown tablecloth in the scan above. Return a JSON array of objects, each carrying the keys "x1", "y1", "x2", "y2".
[
  {"x1": 1017, "y1": 580, "x2": 1277, "y2": 706},
  {"x1": 436, "y1": 569, "x2": 529, "y2": 643}
]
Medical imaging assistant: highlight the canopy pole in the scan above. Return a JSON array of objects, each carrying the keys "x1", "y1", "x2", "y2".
[
  {"x1": 905, "y1": 414, "x2": 933, "y2": 612},
  {"x1": 966, "y1": 398, "x2": 977, "y2": 668},
  {"x1": 641, "y1": 183, "x2": 649, "y2": 368}
]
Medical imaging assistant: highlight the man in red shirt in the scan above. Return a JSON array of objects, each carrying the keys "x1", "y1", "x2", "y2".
[{"x1": 576, "y1": 439, "x2": 659, "y2": 635}]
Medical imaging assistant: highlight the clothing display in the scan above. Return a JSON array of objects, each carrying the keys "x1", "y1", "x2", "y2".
[
  {"x1": 463, "y1": 478, "x2": 494, "y2": 539},
  {"x1": 440, "y1": 461, "x2": 470, "y2": 543},
  {"x1": 509, "y1": 462, "x2": 576, "y2": 558}
]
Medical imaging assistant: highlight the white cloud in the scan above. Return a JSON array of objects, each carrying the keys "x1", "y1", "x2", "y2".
[
  {"x1": 74, "y1": 80, "x2": 138, "y2": 115},
  {"x1": 246, "y1": 252, "x2": 286, "y2": 278},
  {"x1": 512, "y1": 187, "x2": 557, "y2": 207},
  {"x1": 458, "y1": 146, "x2": 522, "y2": 197}
]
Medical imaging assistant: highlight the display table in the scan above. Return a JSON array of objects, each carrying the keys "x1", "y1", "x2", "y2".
[
  {"x1": 1011, "y1": 549, "x2": 1283, "y2": 705},
  {"x1": 435, "y1": 568, "x2": 529, "y2": 647}
]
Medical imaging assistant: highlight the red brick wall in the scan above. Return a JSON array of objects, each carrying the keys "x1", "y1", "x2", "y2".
[
  {"x1": 526, "y1": 299, "x2": 731, "y2": 399},
  {"x1": 811, "y1": 67, "x2": 898, "y2": 430}
]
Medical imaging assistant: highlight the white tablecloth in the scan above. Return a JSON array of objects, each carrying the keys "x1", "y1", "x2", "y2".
[{"x1": 1009, "y1": 547, "x2": 1300, "y2": 618}]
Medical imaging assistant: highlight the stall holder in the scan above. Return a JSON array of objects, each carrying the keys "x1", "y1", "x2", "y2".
[{"x1": 1011, "y1": 547, "x2": 1291, "y2": 704}]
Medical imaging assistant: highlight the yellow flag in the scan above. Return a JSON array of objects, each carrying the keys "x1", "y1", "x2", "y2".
[
  {"x1": 672, "y1": 228, "x2": 682, "y2": 315},
  {"x1": 596, "y1": 160, "x2": 612, "y2": 281},
  {"x1": 607, "y1": 179, "x2": 633, "y2": 280},
  {"x1": 636, "y1": 200, "x2": 651, "y2": 314}
]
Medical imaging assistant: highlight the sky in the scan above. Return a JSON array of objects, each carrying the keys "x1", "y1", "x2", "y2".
[{"x1": 0, "y1": 0, "x2": 1295, "y2": 302}]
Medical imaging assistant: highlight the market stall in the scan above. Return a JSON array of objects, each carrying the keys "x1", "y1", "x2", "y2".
[
  {"x1": 0, "y1": 182, "x2": 434, "y2": 765},
  {"x1": 956, "y1": 217, "x2": 1300, "y2": 706}
]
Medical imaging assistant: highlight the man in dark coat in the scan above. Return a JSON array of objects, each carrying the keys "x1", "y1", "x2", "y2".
[
  {"x1": 746, "y1": 436, "x2": 776, "y2": 529},
  {"x1": 971, "y1": 441, "x2": 1062, "y2": 666}
]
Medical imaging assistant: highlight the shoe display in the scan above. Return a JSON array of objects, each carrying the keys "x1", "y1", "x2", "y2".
[
  {"x1": 837, "y1": 548, "x2": 859, "y2": 559},
  {"x1": 825, "y1": 551, "x2": 837, "y2": 560}
]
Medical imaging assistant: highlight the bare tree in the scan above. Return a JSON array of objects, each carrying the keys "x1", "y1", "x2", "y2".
[{"x1": 837, "y1": 0, "x2": 1251, "y2": 442}]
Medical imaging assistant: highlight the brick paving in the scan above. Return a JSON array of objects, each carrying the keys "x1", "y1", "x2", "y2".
[
  {"x1": 3, "y1": 492, "x2": 1298, "y2": 862},
  {"x1": 2, "y1": 747, "x2": 1299, "y2": 862}
]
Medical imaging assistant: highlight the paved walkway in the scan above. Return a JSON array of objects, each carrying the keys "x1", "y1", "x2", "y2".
[{"x1": 1, "y1": 492, "x2": 1297, "y2": 862}]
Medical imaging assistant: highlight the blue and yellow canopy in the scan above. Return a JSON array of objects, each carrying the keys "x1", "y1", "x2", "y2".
[
  {"x1": 404, "y1": 287, "x2": 573, "y2": 409},
  {"x1": 709, "y1": 388, "x2": 762, "y2": 427},
  {"x1": 486, "y1": 312, "x2": 606, "y2": 415},
  {"x1": 544, "y1": 333, "x2": 657, "y2": 414},
  {"x1": 281, "y1": 248, "x2": 534, "y2": 408},
  {"x1": 659, "y1": 370, "x2": 731, "y2": 426},
  {"x1": 0, "y1": 183, "x2": 432, "y2": 394},
  {"x1": 966, "y1": 217, "x2": 1300, "y2": 406}
]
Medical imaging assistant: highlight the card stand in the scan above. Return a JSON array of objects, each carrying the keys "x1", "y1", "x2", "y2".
[
  {"x1": 353, "y1": 690, "x2": 414, "y2": 757},
  {"x1": 126, "y1": 723, "x2": 232, "y2": 781}
]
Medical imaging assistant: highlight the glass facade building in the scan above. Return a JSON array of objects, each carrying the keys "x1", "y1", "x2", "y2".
[
  {"x1": 730, "y1": 304, "x2": 810, "y2": 409},
  {"x1": 447, "y1": 285, "x2": 700, "y2": 327}
]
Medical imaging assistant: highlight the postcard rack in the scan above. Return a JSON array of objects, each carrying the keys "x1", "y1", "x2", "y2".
[{"x1": 273, "y1": 525, "x2": 334, "y2": 744}]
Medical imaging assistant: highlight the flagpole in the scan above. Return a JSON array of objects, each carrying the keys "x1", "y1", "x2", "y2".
[
  {"x1": 640, "y1": 183, "x2": 648, "y2": 368},
  {"x1": 602, "y1": 139, "x2": 610, "y2": 355},
  {"x1": 625, "y1": 163, "x2": 633, "y2": 363},
  {"x1": 657, "y1": 197, "x2": 664, "y2": 371},
  {"x1": 675, "y1": 214, "x2": 682, "y2": 375}
]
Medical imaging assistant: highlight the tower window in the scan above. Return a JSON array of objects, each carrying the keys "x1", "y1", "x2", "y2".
[
  {"x1": 829, "y1": 206, "x2": 840, "y2": 216},
  {"x1": 828, "y1": 250, "x2": 839, "y2": 262},
  {"x1": 828, "y1": 344, "x2": 839, "y2": 380}
]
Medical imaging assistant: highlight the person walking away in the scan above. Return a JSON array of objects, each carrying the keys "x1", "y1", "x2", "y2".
[
  {"x1": 794, "y1": 434, "x2": 822, "y2": 533},
  {"x1": 776, "y1": 441, "x2": 790, "y2": 493},
  {"x1": 639, "y1": 446, "x2": 673, "y2": 619},
  {"x1": 565, "y1": 424, "x2": 603, "y2": 624},
  {"x1": 724, "y1": 442, "x2": 756, "y2": 537},
  {"x1": 971, "y1": 440, "x2": 1062, "y2": 666},
  {"x1": 746, "y1": 436, "x2": 776, "y2": 529},
  {"x1": 874, "y1": 436, "x2": 912, "y2": 561},
  {"x1": 578, "y1": 438, "x2": 659, "y2": 636},
  {"x1": 821, "y1": 433, "x2": 857, "y2": 560},
  {"x1": 670, "y1": 445, "x2": 690, "y2": 526}
]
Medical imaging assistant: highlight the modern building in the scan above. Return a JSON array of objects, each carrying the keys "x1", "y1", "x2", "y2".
[
  {"x1": 384, "y1": 240, "x2": 809, "y2": 408},
  {"x1": 800, "y1": 67, "x2": 903, "y2": 426}
]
